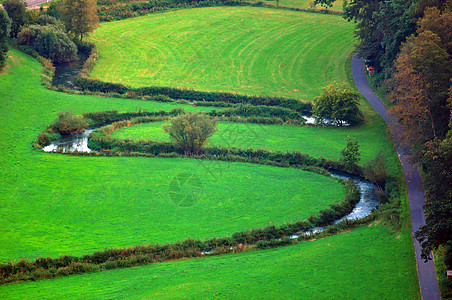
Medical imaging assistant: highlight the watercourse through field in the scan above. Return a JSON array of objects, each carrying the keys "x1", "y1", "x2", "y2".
[
  {"x1": 47, "y1": 57, "x2": 380, "y2": 235},
  {"x1": 43, "y1": 128, "x2": 380, "y2": 235}
]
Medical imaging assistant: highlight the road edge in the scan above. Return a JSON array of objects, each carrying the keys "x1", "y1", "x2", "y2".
[{"x1": 351, "y1": 53, "x2": 441, "y2": 300}]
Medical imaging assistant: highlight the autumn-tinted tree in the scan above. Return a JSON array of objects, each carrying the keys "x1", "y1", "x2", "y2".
[
  {"x1": 363, "y1": 150, "x2": 387, "y2": 187},
  {"x1": 312, "y1": 82, "x2": 363, "y2": 126},
  {"x1": 49, "y1": 111, "x2": 89, "y2": 135},
  {"x1": 60, "y1": 0, "x2": 99, "y2": 41},
  {"x1": 0, "y1": 9, "x2": 11, "y2": 71},
  {"x1": 163, "y1": 112, "x2": 217, "y2": 153},
  {"x1": 2, "y1": 0, "x2": 27, "y2": 38},
  {"x1": 390, "y1": 8, "x2": 451, "y2": 149}
]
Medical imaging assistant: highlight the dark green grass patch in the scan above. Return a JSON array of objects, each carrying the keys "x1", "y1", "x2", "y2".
[
  {"x1": 88, "y1": 7, "x2": 355, "y2": 100},
  {"x1": 0, "y1": 224, "x2": 419, "y2": 299}
]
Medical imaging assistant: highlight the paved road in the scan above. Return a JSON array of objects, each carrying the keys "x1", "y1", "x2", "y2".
[{"x1": 351, "y1": 54, "x2": 441, "y2": 300}]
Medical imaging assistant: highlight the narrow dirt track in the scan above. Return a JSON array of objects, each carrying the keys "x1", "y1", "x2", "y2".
[{"x1": 351, "y1": 54, "x2": 441, "y2": 300}]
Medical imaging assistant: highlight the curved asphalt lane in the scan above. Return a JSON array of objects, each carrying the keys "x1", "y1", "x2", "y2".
[{"x1": 351, "y1": 54, "x2": 441, "y2": 300}]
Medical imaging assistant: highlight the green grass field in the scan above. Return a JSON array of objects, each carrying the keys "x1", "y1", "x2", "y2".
[
  {"x1": 0, "y1": 224, "x2": 419, "y2": 299},
  {"x1": 0, "y1": 5, "x2": 420, "y2": 298},
  {"x1": 89, "y1": 7, "x2": 355, "y2": 101},
  {"x1": 111, "y1": 119, "x2": 400, "y2": 174},
  {"x1": 0, "y1": 49, "x2": 346, "y2": 262}
]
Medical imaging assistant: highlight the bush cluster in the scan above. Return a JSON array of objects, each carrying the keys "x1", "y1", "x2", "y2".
[{"x1": 74, "y1": 77, "x2": 312, "y2": 114}]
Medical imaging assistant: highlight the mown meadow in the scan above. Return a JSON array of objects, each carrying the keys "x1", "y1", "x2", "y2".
[
  {"x1": 1, "y1": 224, "x2": 418, "y2": 299},
  {"x1": 88, "y1": 7, "x2": 355, "y2": 101},
  {"x1": 0, "y1": 5, "x2": 420, "y2": 299}
]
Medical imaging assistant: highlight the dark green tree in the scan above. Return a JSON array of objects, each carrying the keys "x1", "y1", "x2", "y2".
[
  {"x1": 415, "y1": 135, "x2": 452, "y2": 261},
  {"x1": 340, "y1": 136, "x2": 361, "y2": 171},
  {"x1": 2, "y1": 0, "x2": 27, "y2": 38},
  {"x1": 374, "y1": 0, "x2": 418, "y2": 70},
  {"x1": 343, "y1": 0, "x2": 384, "y2": 71},
  {"x1": 0, "y1": 9, "x2": 11, "y2": 71},
  {"x1": 163, "y1": 112, "x2": 217, "y2": 153},
  {"x1": 312, "y1": 82, "x2": 363, "y2": 126},
  {"x1": 18, "y1": 24, "x2": 78, "y2": 63}
]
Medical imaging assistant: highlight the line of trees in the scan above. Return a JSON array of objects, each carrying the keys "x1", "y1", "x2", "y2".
[
  {"x1": 340, "y1": 0, "x2": 451, "y2": 284},
  {"x1": 0, "y1": 0, "x2": 99, "y2": 66}
]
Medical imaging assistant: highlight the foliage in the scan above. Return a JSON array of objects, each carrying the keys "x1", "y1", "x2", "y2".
[
  {"x1": 60, "y1": 0, "x2": 99, "y2": 41},
  {"x1": 363, "y1": 150, "x2": 387, "y2": 187},
  {"x1": 312, "y1": 82, "x2": 362, "y2": 126},
  {"x1": 340, "y1": 136, "x2": 360, "y2": 171},
  {"x1": 48, "y1": 111, "x2": 89, "y2": 135},
  {"x1": 2, "y1": 0, "x2": 27, "y2": 38},
  {"x1": 163, "y1": 112, "x2": 218, "y2": 153},
  {"x1": 36, "y1": 14, "x2": 65, "y2": 31},
  {"x1": 390, "y1": 7, "x2": 451, "y2": 149},
  {"x1": 0, "y1": 9, "x2": 11, "y2": 70},
  {"x1": 17, "y1": 24, "x2": 78, "y2": 63},
  {"x1": 415, "y1": 135, "x2": 452, "y2": 261},
  {"x1": 313, "y1": 0, "x2": 334, "y2": 8}
]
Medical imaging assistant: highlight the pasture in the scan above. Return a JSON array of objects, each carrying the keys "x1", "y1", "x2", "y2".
[
  {"x1": 0, "y1": 5, "x2": 420, "y2": 298},
  {"x1": 89, "y1": 7, "x2": 355, "y2": 100},
  {"x1": 1, "y1": 224, "x2": 419, "y2": 299}
]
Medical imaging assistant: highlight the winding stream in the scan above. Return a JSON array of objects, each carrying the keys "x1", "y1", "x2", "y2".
[
  {"x1": 51, "y1": 53, "x2": 88, "y2": 90},
  {"x1": 43, "y1": 130, "x2": 380, "y2": 226}
]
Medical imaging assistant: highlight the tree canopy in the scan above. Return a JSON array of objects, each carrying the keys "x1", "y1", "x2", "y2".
[
  {"x1": 312, "y1": 82, "x2": 362, "y2": 126},
  {"x1": 2, "y1": 0, "x2": 27, "y2": 38},
  {"x1": 0, "y1": 9, "x2": 11, "y2": 71},
  {"x1": 60, "y1": 0, "x2": 99, "y2": 41},
  {"x1": 163, "y1": 112, "x2": 217, "y2": 153}
]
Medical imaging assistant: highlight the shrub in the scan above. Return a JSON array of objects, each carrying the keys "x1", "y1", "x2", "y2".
[
  {"x1": 163, "y1": 112, "x2": 217, "y2": 153},
  {"x1": 312, "y1": 82, "x2": 363, "y2": 126},
  {"x1": 363, "y1": 150, "x2": 387, "y2": 187},
  {"x1": 48, "y1": 111, "x2": 89, "y2": 135},
  {"x1": 17, "y1": 24, "x2": 78, "y2": 63}
]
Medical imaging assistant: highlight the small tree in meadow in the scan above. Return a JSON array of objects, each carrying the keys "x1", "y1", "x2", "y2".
[
  {"x1": 313, "y1": 82, "x2": 363, "y2": 126},
  {"x1": 163, "y1": 112, "x2": 217, "y2": 153},
  {"x1": 49, "y1": 111, "x2": 89, "y2": 135},
  {"x1": 340, "y1": 136, "x2": 360, "y2": 172}
]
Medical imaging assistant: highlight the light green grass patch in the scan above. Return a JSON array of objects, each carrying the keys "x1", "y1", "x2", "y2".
[
  {"x1": 0, "y1": 224, "x2": 419, "y2": 299},
  {"x1": 0, "y1": 49, "x2": 345, "y2": 262},
  {"x1": 89, "y1": 7, "x2": 355, "y2": 100},
  {"x1": 112, "y1": 120, "x2": 400, "y2": 174}
]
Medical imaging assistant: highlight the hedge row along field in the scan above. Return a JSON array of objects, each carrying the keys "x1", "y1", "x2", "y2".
[
  {"x1": 0, "y1": 4, "x2": 419, "y2": 298},
  {"x1": 88, "y1": 7, "x2": 355, "y2": 100}
]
